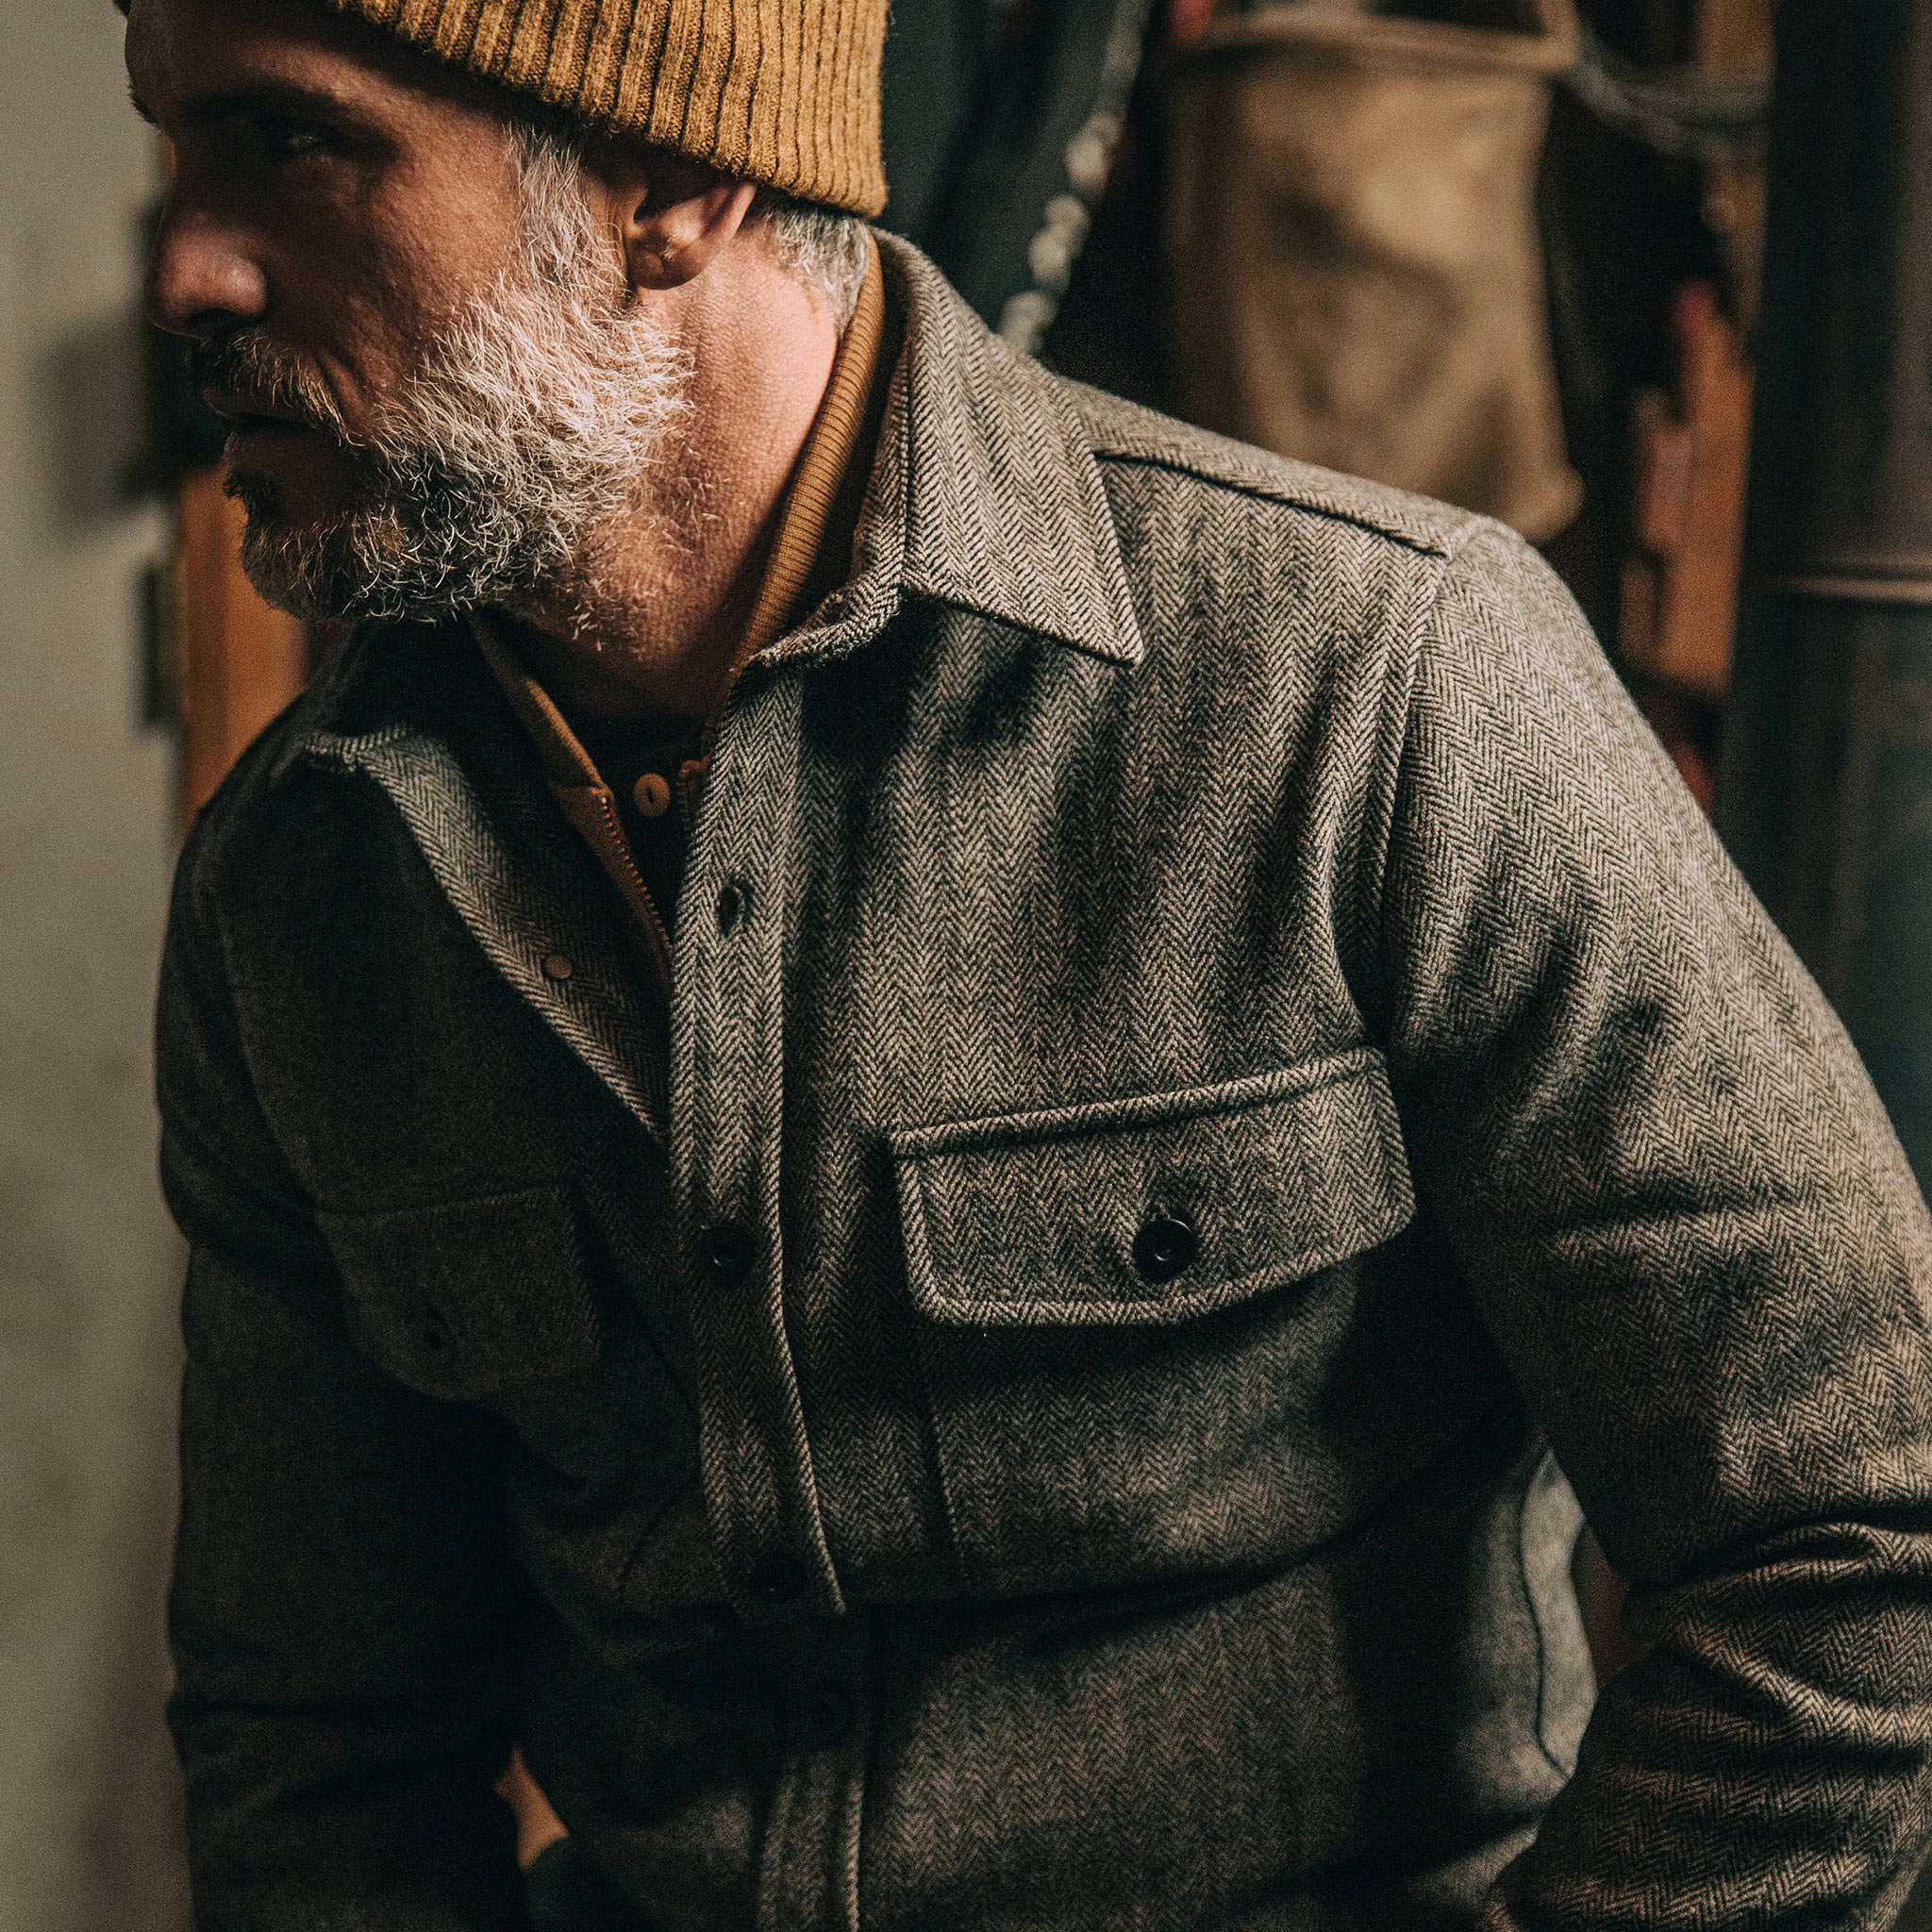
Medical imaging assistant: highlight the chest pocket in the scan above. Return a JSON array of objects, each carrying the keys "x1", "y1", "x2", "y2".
[
  {"x1": 318, "y1": 1183, "x2": 602, "y2": 1404},
  {"x1": 886, "y1": 1047, "x2": 1498, "y2": 1593},
  {"x1": 318, "y1": 1181, "x2": 704, "y2": 1611}
]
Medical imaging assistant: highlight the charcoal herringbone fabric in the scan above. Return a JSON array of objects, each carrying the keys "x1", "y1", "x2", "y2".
[{"x1": 155, "y1": 237, "x2": 1932, "y2": 1932}]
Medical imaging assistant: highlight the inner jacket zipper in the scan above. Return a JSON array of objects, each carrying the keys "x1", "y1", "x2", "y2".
[{"x1": 590, "y1": 785, "x2": 676, "y2": 1006}]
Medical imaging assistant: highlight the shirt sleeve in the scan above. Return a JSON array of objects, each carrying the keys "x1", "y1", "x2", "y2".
[
  {"x1": 155, "y1": 824, "x2": 533, "y2": 1932},
  {"x1": 1374, "y1": 518, "x2": 1932, "y2": 1929}
]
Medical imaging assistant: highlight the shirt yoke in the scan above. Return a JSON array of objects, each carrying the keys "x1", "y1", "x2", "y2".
[{"x1": 1058, "y1": 374, "x2": 1491, "y2": 564}]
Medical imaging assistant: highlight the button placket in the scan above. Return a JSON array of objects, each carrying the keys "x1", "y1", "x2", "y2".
[
  {"x1": 756, "y1": 1614, "x2": 874, "y2": 1932},
  {"x1": 698, "y1": 1220, "x2": 756, "y2": 1289},
  {"x1": 668, "y1": 674, "x2": 841, "y2": 1630}
]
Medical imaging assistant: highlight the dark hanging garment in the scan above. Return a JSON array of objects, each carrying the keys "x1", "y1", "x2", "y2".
[
  {"x1": 880, "y1": 0, "x2": 1158, "y2": 346},
  {"x1": 877, "y1": 0, "x2": 1002, "y2": 247}
]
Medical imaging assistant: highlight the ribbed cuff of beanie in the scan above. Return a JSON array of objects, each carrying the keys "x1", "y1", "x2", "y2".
[{"x1": 325, "y1": 0, "x2": 889, "y2": 216}]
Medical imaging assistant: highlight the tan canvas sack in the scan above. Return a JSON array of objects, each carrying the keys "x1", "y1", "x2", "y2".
[{"x1": 1164, "y1": 0, "x2": 1582, "y2": 540}]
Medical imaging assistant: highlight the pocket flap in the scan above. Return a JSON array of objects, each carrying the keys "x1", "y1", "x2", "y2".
[
  {"x1": 318, "y1": 1183, "x2": 602, "y2": 1399},
  {"x1": 886, "y1": 1048, "x2": 1415, "y2": 1326}
]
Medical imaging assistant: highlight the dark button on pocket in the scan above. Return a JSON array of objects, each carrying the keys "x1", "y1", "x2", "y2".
[
  {"x1": 698, "y1": 1221, "x2": 755, "y2": 1289},
  {"x1": 413, "y1": 1307, "x2": 455, "y2": 1357},
  {"x1": 715, "y1": 881, "x2": 747, "y2": 934},
  {"x1": 320, "y1": 1185, "x2": 603, "y2": 1403},
  {"x1": 1131, "y1": 1213, "x2": 1198, "y2": 1285},
  {"x1": 801, "y1": 1683, "x2": 853, "y2": 1744},
  {"x1": 748, "y1": 1551, "x2": 808, "y2": 1604}
]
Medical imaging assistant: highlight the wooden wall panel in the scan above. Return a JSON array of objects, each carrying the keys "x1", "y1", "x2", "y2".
[{"x1": 173, "y1": 466, "x2": 314, "y2": 828}]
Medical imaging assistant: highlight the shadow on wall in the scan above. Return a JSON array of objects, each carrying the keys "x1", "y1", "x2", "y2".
[
  {"x1": 33, "y1": 306, "x2": 151, "y2": 535},
  {"x1": 0, "y1": 3, "x2": 192, "y2": 1922}
]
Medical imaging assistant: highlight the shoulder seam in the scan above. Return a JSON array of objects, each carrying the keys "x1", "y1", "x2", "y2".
[{"x1": 1090, "y1": 444, "x2": 1485, "y2": 561}]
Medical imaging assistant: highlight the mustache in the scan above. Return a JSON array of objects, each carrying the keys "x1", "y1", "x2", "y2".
[{"x1": 190, "y1": 334, "x2": 349, "y2": 439}]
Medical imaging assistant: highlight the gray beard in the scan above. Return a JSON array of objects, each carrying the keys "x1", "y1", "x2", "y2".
[
  {"x1": 224, "y1": 142, "x2": 692, "y2": 627},
  {"x1": 228, "y1": 436, "x2": 603, "y2": 626}
]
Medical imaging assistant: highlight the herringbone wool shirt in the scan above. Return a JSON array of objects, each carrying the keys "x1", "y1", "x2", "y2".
[{"x1": 157, "y1": 238, "x2": 1932, "y2": 1931}]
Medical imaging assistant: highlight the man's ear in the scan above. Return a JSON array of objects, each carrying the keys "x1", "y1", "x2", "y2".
[{"x1": 600, "y1": 147, "x2": 759, "y2": 294}]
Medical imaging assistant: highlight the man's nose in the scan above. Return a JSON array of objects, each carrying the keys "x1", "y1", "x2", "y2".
[{"x1": 143, "y1": 201, "x2": 269, "y2": 341}]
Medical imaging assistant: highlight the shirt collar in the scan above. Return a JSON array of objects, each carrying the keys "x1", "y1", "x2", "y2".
[{"x1": 871, "y1": 231, "x2": 1144, "y2": 668}]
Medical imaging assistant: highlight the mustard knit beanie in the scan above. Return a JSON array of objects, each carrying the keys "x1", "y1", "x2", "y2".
[{"x1": 325, "y1": 0, "x2": 890, "y2": 216}]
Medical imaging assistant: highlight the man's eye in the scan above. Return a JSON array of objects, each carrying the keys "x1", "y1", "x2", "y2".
[{"x1": 256, "y1": 117, "x2": 328, "y2": 161}]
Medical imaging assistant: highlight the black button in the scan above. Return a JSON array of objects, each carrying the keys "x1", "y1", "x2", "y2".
[
  {"x1": 1132, "y1": 1213, "x2": 1198, "y2": 1285},
  {"x1": 414, "y1": 1308, "x2": 454, "y2": 1355},
  {"x1": 715, "y1": 881, "x2": 748, "y2": 934},
  {"x1": 748, "y1": 1551, "x2": 808, "y2": 1603},
  {"x1": 801, "y1": 1683, "x2": 853, "y2": 1744},
  {"x1": 698, "y1": 1221, "x2": 755, "y2": 1288}
]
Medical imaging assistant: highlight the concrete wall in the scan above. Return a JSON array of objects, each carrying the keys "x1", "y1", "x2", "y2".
[{"x1": 0, "y1": 1, "x2": 192, "y2": 1924}]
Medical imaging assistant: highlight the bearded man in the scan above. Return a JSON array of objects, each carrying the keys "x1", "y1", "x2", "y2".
[{"x1": 126, "y1": 0, "x2": 1932, "y2": 1926}]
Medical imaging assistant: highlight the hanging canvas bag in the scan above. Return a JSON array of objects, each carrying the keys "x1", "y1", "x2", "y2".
[{"x1": 1164, "y1": 0, "x2": 1582, "y2": 539}]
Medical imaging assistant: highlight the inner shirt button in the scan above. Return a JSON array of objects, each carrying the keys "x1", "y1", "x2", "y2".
[{"x1": 632, "y1": 771, "x2": 672, "y2": 818}]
